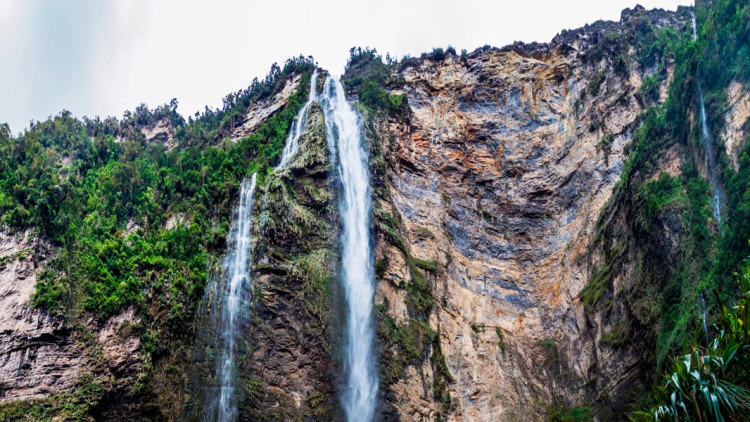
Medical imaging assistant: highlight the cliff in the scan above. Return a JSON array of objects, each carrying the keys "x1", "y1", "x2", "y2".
[
  {"x1": 1, "y1": 2, "x2": 748, "y2": 421},
  {"x1": 352, "y1": 6, "x2": 693, "y2": 419}
]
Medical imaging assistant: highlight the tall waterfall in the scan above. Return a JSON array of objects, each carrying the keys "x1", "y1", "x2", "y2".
[
  {"x1": 320, "y1": 76, "x2": 378, "y2": 421},
  {"x1": 692, "y1": 12, "x2": 725, "y2": 225},
  {"x1": 209, "y1": 173, "x2": 257, "y2": 422}
]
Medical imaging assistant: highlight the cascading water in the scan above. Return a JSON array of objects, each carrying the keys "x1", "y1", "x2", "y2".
[
  {"x1": 320, "y1": 76, "x2": 378, "y2": 422},
  {"x1": 692, "y1": 12, "x2": 725, "y2": 226},
  {"x1": 208, "y1": 173, "x2": 257, "y2": 422},
  {"x1": 700, "y1": 292, "x2": 709, "y2": 344},
  {"x1": 697, "y1": 85, "x2": 725, "y2": 225},
  {"x1": 259, "y1": 71, "x2": 319, "y2": 230},
  {"x1": 276, "y1": 71, "x2": 319, "y2": 170}
]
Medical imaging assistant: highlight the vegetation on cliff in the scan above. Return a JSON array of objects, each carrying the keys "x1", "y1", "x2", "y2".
[
  {"x1": 1, "y1": 0, "x2": 749, "y2": 419},
  {"x1": 574, "y1": 0, "x2": 750, "y2": 418},
  {"x1": 0, "y1": 57, "x2": 315, "y2": 419},
  {"x1": 639, "y1": 266, "x2": 750, "y2": 421}
]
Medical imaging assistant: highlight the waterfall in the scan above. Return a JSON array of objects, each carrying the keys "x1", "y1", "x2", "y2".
[
  {"x1": 259, "y1": 71, "x2": 318, "y2": 231},
  {"x1": 276, "y1": 71, "x2": 319, "y2": 170},
  {"x1": 697, "y1": 85, "x2": 725, "y2": 225},
  {"x1": 700, "y1": 292, "x2": 709, "y2": 344},
  {"x1": 320, "y1": 76, "x2": 378, "y2": 422},
  {"x1": 692, "y1": 11, "x2": 725, "y2": 226},
  {"x1": 208, "y1": 173, "x2": 257, "y2": 422}
]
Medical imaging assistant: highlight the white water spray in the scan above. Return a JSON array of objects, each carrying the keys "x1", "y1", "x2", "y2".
[
  {"x1": 692, "y1": 12, "x2": 725, "y2": 226},
  {"x1": 320, "y1": 76, "x2": 378, "y2": 422},
  {"x1": 700, "y1": 292, "x2": 709, "y2": 344},
  {"x1": 211, "y1": 173, "x2": 257, "y2": 422},
  {"x1": 276, "y1": 71, "x2": 319, "y2": 170}
]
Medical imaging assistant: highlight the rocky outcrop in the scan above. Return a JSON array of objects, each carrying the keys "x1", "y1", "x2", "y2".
[
  {"x1": 245, "y1": 101, "x2": 341, "y2": 420},
  {"x1": 0, "y1": 230, "x2": 80, "y2": 402},
  {"x1": 0, "y1": 227, "x2": 144, "y2": 419},
  {"x1": 229, "y1": 75, "x2": 302, "y2": 142},
  {"x1": 722, "y1": 80, "x2": 750, "y2": 171},
  {"x1": 142, "y1": 118, "x2": 177, "y2": 150}
]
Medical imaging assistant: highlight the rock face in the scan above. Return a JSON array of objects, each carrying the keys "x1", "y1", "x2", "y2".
[
  {"x1": 244, "y1": 102, "x2": 341, "y2": 420},
  {"x1": 362, "y1": 6, "x2": 692, "y2": 420},
  {"x1": 181, "y1": 101, "x2": 342, "y2": 420},
  {"x1": 0, "y1": 230, "x2": 81, "y2": 402},
  {"x1": 722, "y1": 80, "x2": 750, "y2": 171},
  {"x1": 0, "y1": 232, "x2": 143, "y2": 419},
  {"x1": 229, "y1": 75, "x2": 302, "y2": 142},
  {"x1": 142, "y1": 118, "x2": 177, "y2": 150}
]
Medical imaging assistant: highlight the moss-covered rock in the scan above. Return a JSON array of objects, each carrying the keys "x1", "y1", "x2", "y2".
[{"x1": 242, "y1": 102, "x2": 342, "y2": 420}]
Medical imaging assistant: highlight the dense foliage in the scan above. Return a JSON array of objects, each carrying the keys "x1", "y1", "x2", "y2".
[
  {"x1": 571, "y1": 0, "x2": 750, "y2": 417},
  {"x1": 0, "y1": 57, "x2": 314, "y2": 333},
  {"x1": 627, "y1": 2, "x2": 750, "y2": 417},
  {"x1": 638, "y1": 263, "x2": 750, "y2": 421},
  {"x1": 342, "y1": 47, "x2": 409, "y2": 117}
]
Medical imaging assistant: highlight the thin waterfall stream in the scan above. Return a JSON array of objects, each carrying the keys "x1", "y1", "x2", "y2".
[
  {"x1": 259, "y1": 71, "x2": 319, "y2": 231},
  {"x1": 277, "y1": 71, "x2": 319, "y2": 171},
  {"x1": 692, "y1": 11, "x2": 723, "y2": 345},
  {"x1": 692, "y1": 12, "x2": 725, "y2": 226},
  {"x1": 205, "y1": 172, "x2": 257, "y2": 422},
  {"x1": 320, "y1": 76, "x2": 379, "y2": 422},
  {"x1": 700, "y1": 292, "x2": 710, "y2": 343}
]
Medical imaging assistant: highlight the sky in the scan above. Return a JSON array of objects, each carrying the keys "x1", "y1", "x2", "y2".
[{"x1": 0, "y1": 0, "x2": 692, "y2": 134}]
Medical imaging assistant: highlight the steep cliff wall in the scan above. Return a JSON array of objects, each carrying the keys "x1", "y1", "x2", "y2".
[
  {"x1": 350, "y1": 6, "x2": 693, "y2": 420},
  {"x1": 245, "y1": 102, "x2": 341, "y2": 420}
]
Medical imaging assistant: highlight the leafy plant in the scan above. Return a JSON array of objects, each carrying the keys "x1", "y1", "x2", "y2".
[{"x1": 637, "y1": 267, "x2": 750, "y2": 421}]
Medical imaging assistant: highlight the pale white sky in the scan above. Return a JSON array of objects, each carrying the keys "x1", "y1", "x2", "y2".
[{"x1": 0, "y1": 0, "x2": 692, "y2": 134}]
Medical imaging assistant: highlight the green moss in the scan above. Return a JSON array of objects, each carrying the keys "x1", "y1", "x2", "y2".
[
  {"x1": 412, "y1": 256, "x2": 438, "y2": 273},
  {"x1": 474, "y1": 201, "x2": 495, "y2": 223},
  {"x1": 0, "y1": 379, "x2": 104, "y2": 421},
  {"x1": 406, "y1": 263, "x2": 434, "y2": 315},
  {"x1": 599, "y1": 320, "x2": 628, "y2": 347},
  {"x1": 579, "y1": 241, "x2": 627, "y2": 312},
  {"x1": 537, "y1": 338, "x2": 559, "y2": 364},
  {"x1": 588, "y1": 70, "x2": 606, "y2": 96},
  {"x1": 290, "y1": 250, "x2": 335, "y2": 292},
  {"x1": 546, "y1": 404, "x2": 593, "y2": 422},
  {"x1": 375, "y1": 257, "x2": 389, "y2": 279},
  {"x1": 377, "y1": 313, "x2": 452, "y2": 413},
  {"x1": 597, "y1": 134, "x2": 614, "y2": 161},
  {"x1": 638, "y1": 74, "x2": 661, "y2": 104},
  {"x1": 495, "y1": 327, "x2": 506, "y2": 352},
  {"x1": 414, "y1": 225, "x2": 435, "y2": 239}
]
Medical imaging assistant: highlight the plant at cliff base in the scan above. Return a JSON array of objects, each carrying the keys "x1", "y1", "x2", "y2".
[{"x1": 636, "y1": 263, "x2": 750, "y2": 421}]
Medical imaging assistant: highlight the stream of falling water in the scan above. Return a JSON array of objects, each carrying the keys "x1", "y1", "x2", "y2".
[
  {"x1": 692, "y1": 11, "x2": 722, "y2": 345},
  {"x1": 259, "y1": 71, "x2": 319, "y2": 231},
  {"x1": 209, "y1": 173, "x2": 257, "y2": 422},
  {"x1": 692, "y1": 12, "x2": 725, "y2": 226},
  {"x1": 277, "y1": 71, "x2": 319, "y2": 170},
  {"x1": 700, "y1": 292, "x2": 710, "y2": 343},
  {"x1": 320, "y1": 76, "x2": 378, "y2": 422}
]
